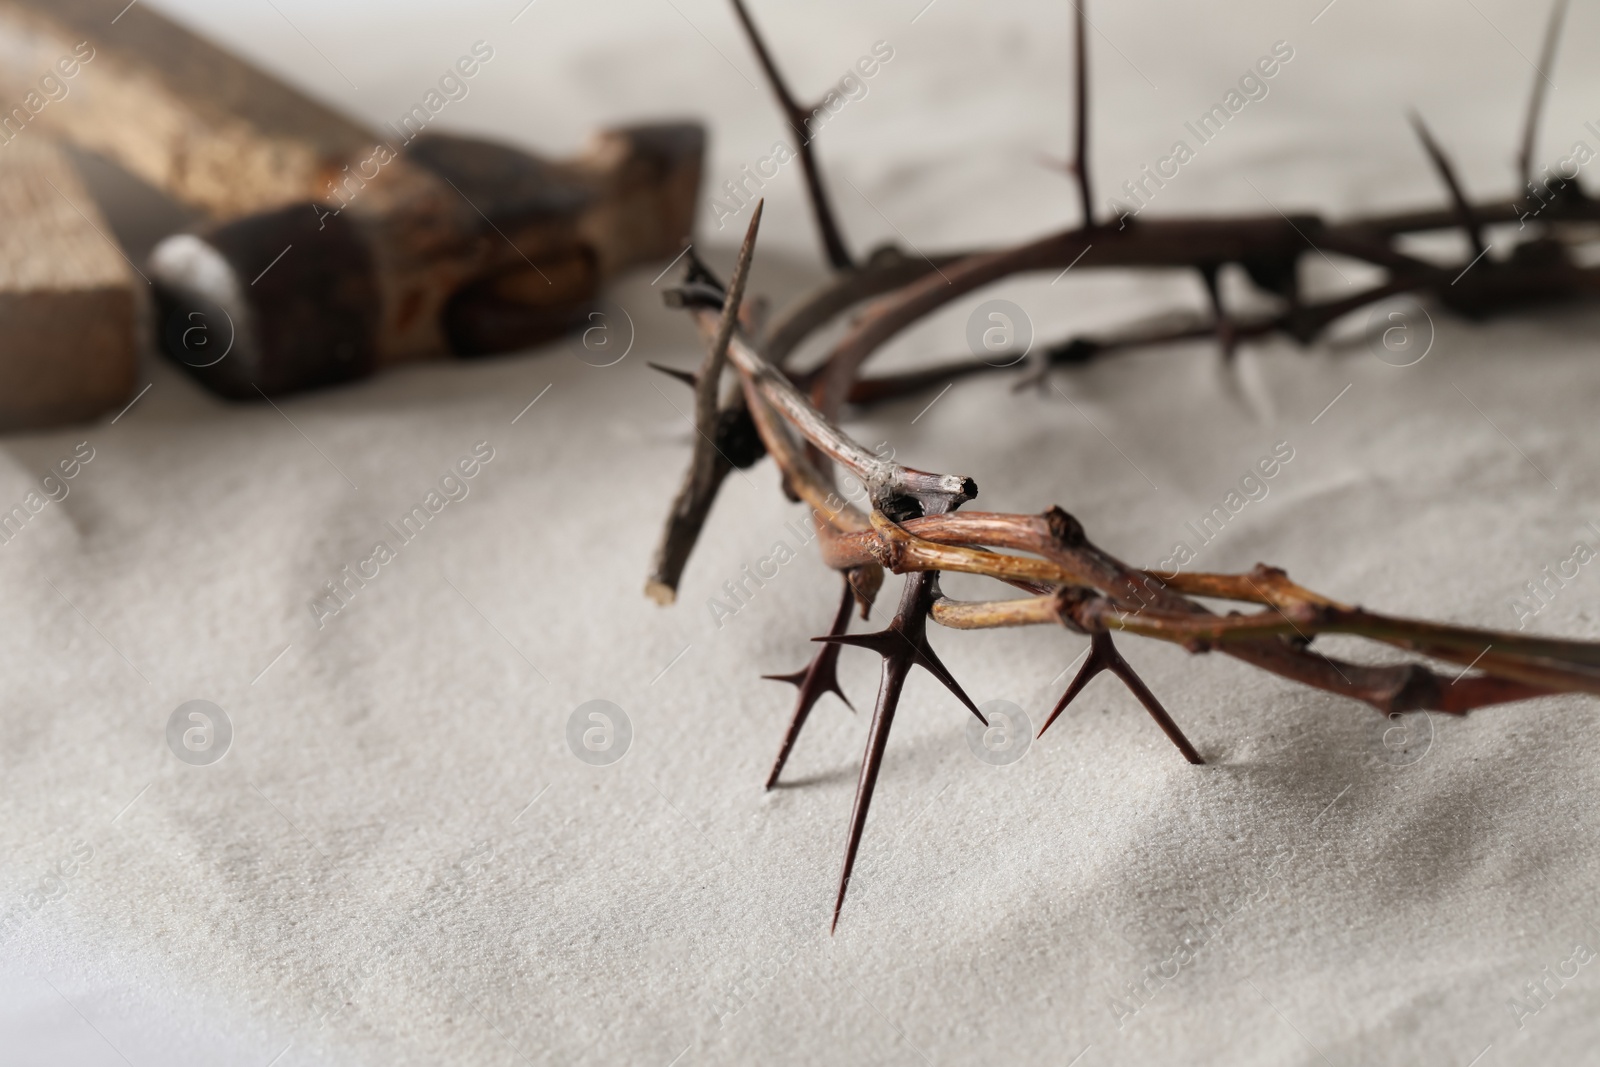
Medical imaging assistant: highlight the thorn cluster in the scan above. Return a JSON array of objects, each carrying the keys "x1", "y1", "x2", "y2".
[{"x1": 647, "y1": 0, "x2": 1600, "y2": 929}]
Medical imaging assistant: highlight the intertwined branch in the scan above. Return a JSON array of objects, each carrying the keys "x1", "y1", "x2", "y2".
[{"x1": 650, "y1": 0, "x2": 1600, "y2": 929}]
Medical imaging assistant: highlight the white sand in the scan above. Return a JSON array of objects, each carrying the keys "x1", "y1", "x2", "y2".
[{"x1": 4, "y1": 1, "x2": 1600, "y2": 1064}]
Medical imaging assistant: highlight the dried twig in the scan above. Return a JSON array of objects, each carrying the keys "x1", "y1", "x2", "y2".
[
  {"x1": 645, "y1": 207, "x2": 765, "y2": 605},
  {"x1": 728, "y1": 0, "x2": 853, "y2": 269}
]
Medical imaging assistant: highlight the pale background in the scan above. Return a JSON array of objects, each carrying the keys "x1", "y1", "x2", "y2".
[{"x1": 3, "y1": 1, "x2": 1600, "y2": 1064}]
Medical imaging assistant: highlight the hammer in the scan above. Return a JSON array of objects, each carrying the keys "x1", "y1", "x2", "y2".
[
  {"x1": 0, "y1": 0, "x2": 703, "y2": 399},
  {"x1": 149, "y1": 124, "x2": 702, "y2": 397}
]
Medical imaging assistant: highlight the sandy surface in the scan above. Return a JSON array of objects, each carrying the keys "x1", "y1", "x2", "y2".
[{"x1": 4, "y1": 1, "x2": 1600, "y2": 1064}]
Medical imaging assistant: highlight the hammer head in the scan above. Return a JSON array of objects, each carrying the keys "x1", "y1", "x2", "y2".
[
  {"x1": 152, "y1": 205, "x2": 378, "y2": 398},
  {"x1": 149, "y1": 121, "x2": 704, "y2": 399}
]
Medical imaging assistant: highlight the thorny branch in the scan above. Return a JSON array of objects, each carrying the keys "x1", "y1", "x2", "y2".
[
  {"x1": 728, "y1": 0, "x2": 854, "y2": 270},
  {"x1": 648, "y1": 0, "x2": 1600, "y2": 928}
]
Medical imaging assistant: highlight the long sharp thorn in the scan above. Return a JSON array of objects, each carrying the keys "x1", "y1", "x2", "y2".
[
  {"x1": 1071, "y1": 0, "x2": 1093, "y2": 226},
  {"x1": 831, "y1": 652, "x2": 911, "y2": 933},
  {"x1": 1038, "y1": 640, "x2": 1109, "y2": 737},
  {"x1": 1101, "y1": 633, "x2": 1205, "y2": 764},
  {"x1": 816, "y1": 625, "x2": 986, "y2": 726},
  {"x1": 1518, "y1": 0, "x2": 1570, "y2": 189},
  {"x1": 1036, "y1": 633, "x2": 1203, "y2": 763},
  {"x1": 910, "y1": 640, "x2": 988, "y2": 727},
  {"x1": 1408, "y1": 111, "x2": 1486, "y2": 259},
  {"x1": 647, "y1": 361, "x2": 699, "y2": 389},
  {"x1": 814, "y1": 630, "x2": 903, "y2": 656},
  {"x1": 831, "y1": 571, "x2": 936, "y2": 932},
  {"x1": 764, "y1": 581, "x2": 857, "y2": 789}
]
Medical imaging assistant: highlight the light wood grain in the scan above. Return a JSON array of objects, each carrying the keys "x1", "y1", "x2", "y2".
[
  {"x1": 0, "y1": 135, "x2": 135, "y2": 429},
  {"x1": 0, "y1": 0, "x2": 374, "y2": 218}
]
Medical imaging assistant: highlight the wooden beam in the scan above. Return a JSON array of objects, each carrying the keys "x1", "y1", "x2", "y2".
[
  {"x1": 0, "y1": 135, "x2": 136, "y2": 430},
  {"x1": 0, "y1": 0, "x2": 373, "y2": 218}
]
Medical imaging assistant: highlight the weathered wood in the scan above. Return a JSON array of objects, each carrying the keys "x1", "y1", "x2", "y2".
[
  {"x1": 0, "y1": 0, "x2": 373, "y2": 218},
  {"x1": 0, "y1": 136, "x2": 135, "y2": 430}
]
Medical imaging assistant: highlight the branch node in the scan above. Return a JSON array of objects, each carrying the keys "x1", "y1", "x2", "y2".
[{"x1": 1043, "y1": 506, "x2": 1088, "y2": 549}]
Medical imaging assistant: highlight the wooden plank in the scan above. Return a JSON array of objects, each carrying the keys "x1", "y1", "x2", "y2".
[
  {"x1": 0, "y1": 135, "x2": 135, "y2": 429},
  {"x1": 0, "y1": 0, "x2": 374, "y2": 218}
]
